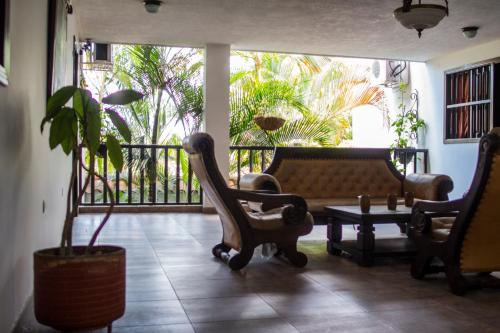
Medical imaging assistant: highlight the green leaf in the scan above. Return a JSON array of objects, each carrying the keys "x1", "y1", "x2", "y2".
[
  {"x1": 106, "y1": 134, "x2": 124, "y2": 172},
  {"x1": 85, "y1": 98, "x2": 101, "y2": 154},
  {"x1": 47, "y1": 86, "x2": 78, "y2": 116},
  {"x1": 105, "y1": 108, "x2": 132, "y2": 143},
  {"x1": 102, "y1": 90, "x2": 143, "y2": 105},
  {"x1": 73, "y1": 89, "x2": 92, "y2": 119},
  {"x1": 41, "y1": 107, "x2": 63, "y2": 133},
  {"x1": 61, "y1": 136, "x2": 74, "y2": 155},
  {"x1": 48, "y1": 107, "x2": 76, "y2": 154}
]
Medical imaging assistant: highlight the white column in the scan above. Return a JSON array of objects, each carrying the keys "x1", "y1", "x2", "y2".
[{"x1": 203, "y1": 44, "x2": 231, "y2": 208}]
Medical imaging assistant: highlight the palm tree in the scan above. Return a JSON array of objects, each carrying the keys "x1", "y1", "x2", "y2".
[
  {"x1": 229, "y1": 52, "x2": 385, "y2": 147},
  {"x1": 112, "y1": 45, "x2": 204, "y2": 202}
]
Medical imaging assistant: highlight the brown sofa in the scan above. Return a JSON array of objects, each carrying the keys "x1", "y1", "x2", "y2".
[{"x1": 240, "y1": 147, "x2": 454, "y2": 222}]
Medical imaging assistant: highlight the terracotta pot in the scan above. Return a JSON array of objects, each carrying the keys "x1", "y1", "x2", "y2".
[
  {"x1": 34, "y1": 245, "x2": 126, "y2": 331},
  {"x1": 254, "y1": 116, "x2": 285, "y2": 131}
]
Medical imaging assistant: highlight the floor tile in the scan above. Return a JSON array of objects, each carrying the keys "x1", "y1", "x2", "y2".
[
  {"x1": 114, "y1": 300, "x2": 190, "y2": 327},
  {"x1": 193, "y1": 318, "x2": 299, "y2": 333},
  {"x1": 14, "y1": 213, "x2": 500, "y2": 333},
  {"x1": 181, "y1": 296, "x2": 279, "y2": 323}
]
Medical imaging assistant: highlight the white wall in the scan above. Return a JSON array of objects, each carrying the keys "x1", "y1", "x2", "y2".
[
  {"x1": 412, "y1": 39, "x2": 500, "y2": 198},
  {"x1": 203, "y1": 44, "x2": 230, "y2": 208},
  {"x1": 0, "y1": 1, "x2": 76, "y2": 331}
]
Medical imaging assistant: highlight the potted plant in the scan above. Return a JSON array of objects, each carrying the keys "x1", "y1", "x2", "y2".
[
  {"x1": 35, "y1": 86, "x2": 143, "y2": 331},
  {"x1": 391, "y1": 82, "x2": 425, "y2": 165}
]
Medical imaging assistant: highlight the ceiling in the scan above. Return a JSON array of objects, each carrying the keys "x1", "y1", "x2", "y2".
[{"x1": 73, "y1": 0, "x2": 500, "y2": 62}]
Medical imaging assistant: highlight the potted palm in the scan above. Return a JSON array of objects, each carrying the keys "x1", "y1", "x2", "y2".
[{"x1": 35, "y1": 86, "x2": 143, "y2": 331}]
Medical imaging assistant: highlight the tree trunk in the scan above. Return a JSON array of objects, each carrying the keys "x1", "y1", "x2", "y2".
[{"x1": 147, "y1": 89, "x2": 163, "y2": 203}]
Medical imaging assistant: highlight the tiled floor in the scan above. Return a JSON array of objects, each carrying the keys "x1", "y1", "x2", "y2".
[{"x1": 15, "y1": 213, "x2": 500, "y2": 333}]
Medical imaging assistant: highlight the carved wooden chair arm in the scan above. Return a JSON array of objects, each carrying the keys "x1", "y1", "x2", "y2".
[
  {"x1": 229, "y1": 189, "x2": 308, "y2": 224},
  {"x1": 410, "y1": 199, "x2": 463, "y2": 235},
  {"x1": 413, "y1": 198, "x2": 464, "y2": 213}
]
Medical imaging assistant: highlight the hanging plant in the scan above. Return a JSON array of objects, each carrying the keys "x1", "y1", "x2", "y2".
[{"x1": 253, "y1": 114, "x2": 286, "y2": 131}]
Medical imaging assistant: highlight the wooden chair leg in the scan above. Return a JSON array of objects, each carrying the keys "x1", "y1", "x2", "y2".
[
  {"x1": 212, "y1": 242, "x2": 231, "y2": 258},
  {"x1": 411, "y1": 253, "x2": 432, "y2": 280},
  {"x1": 282, "y1": 243, "x2": 308, "y2": 268},
  {"x1": 228, "y1": 247, "x2": 254, "y2": 271},
  {"x1": 446, "y1": 267, "x2": 468, "y2": 296}
]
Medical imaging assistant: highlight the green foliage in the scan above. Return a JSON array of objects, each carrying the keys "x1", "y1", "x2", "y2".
[
  {"x1": 230, "y1": 52, "x2": 386, "y2": 147},
  {"x1": 113, "y1": 45, "x2": 204, "y2": 143},
  {"x1": 391, "y1": 87, "x2": 425, "y2": 149},
  {"x1": 42, "y1": 86, "x2": 143, "y2": 171},
  {"x1": 106, "y1": 134, "x2": 124, "y2": 172},
  {"x1": 106, "y1": 108, "x2": 132, "y2": 143},
  {"x1": 102, "y1": 89, "x2": 144, "y2": 105}
]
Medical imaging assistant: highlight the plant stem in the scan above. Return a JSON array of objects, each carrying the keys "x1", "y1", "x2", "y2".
[{"x1": 80, "y1": 162, "x2": 115, "y2": 253}]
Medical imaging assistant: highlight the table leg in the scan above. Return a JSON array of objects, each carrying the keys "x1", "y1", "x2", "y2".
[
  {"x1": 397, "y1": 222, "x2": 407, "y2": 234},
  {"x1": 327, "y1": 217, "x2": 342, "y2": 255},
  {"x1": 356, "y1": 223, "x2": 375, "y2": 266}
]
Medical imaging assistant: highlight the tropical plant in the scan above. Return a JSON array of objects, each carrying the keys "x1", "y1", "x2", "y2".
[
  {"x1": 391, "y1": 82, "x2": 425, "y2": 149},
  {"x1": 40, "y1": 86, "x2": 143, "y2": 255},
  {"x1": 112, "y1": 45, "x2": 203, "y2": 201},
  {"x1": 229, "y1": 52, "x2": 386, "y2": 147}
]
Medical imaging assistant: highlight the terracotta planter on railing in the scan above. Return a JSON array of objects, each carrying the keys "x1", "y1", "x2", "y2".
[{"x1": 34, "y1": 245, "x2": 126, "y2": 331}]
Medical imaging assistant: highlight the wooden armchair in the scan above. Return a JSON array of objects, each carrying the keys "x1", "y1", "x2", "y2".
[
  {"x1": 183, "y1": 133, "x2": 314, "y2": 270},
  {"x1": 410, "y1": 128, "x2": 500, "y2": 295}
]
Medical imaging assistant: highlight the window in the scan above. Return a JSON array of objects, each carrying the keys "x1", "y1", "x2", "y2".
[{"x1": 444, "y1": 62, "x2": 499, "y2": 143}]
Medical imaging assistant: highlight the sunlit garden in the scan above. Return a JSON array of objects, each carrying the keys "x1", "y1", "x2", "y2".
[{"x1": 81, "y1": 44, "x2": 419, "y2": 205}]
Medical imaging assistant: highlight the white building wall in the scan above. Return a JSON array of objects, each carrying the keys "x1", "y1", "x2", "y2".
[
  {"x1": 0, "y1": 1, "x2": 76, "y2": 331},
  {"x1": 412, "y1": 39, "x2": 500, "y2": 198}
]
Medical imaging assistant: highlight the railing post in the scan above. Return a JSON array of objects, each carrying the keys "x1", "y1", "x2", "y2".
[
  {"x1": 175, "y1": 148, "x2": 181, "y2": 204},
  {"x1": 164, "y1": 148, "x2": 169, "y2": 204},
  {"x1": 139, "y1": 147, "x2": 145, "y2": 204},
  {"x1": 127, "y1": 146, "x2": 132, "y2": 204},
  {"x1": 103, "y1": 146, "x2": 108, "y2": 204}
]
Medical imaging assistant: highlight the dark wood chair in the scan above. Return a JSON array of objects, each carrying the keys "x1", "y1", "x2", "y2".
[
  {"x1": 183, "y1": 133, "x2": 314, "y2": 270},
  {"x1": 410, "y1": 128, "x2": 500, "y2": 295}
]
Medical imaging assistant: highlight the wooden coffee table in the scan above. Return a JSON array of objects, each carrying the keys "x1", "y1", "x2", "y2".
[{"x1": 324, "y1": 205, "x2": 416, "y2": 266}]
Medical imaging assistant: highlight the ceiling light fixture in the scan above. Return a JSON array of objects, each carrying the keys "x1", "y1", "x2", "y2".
[
  {"x1": 462, "y1": 26, "x2": 479, "y2": 39},
  {"x1": 394, "y1": 0, "x2": 449, "y2": 38},
  {"x1": 144, "y1": 0, "x2": 163, "y2": 14}
]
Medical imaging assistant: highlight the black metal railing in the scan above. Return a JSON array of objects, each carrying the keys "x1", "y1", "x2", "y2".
[
  {"x1": 230, "y1": 146, "x2": 275, "y2": 189},
  {"x1": 80, "y1": 144, "x2": 202, "y2": 206},
  {"x1": 80, "y1": 144, "x2": 428, "y2": 206},
  {"x1": 392, "y1": 148, "x2": 428, "y2": 176}
]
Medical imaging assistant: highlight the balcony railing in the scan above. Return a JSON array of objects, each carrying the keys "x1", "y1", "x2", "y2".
[
  {"x1": 80, "y1": 145, "x2": 428, "y2": 206},
  {"x1": 80, "y1": 144, "x2": 202, "y2": 206}
]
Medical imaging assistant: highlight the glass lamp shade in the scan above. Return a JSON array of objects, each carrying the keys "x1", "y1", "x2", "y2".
[{"x1": 394, "y1": 4, "x2": 447, "y2": 37}]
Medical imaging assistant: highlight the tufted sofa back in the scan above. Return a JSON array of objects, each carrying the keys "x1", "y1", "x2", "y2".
[{"x1": 266, "y1": 148, "x2": 403, "y2": 199}]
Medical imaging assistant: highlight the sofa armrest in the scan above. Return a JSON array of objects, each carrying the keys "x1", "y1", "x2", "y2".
[
  {"x1": 403, "y1": 173, "x2": 454, "y2": 201},
  {"x1": 239, "y1": 174, "x2": 282, "y2": 212},
  {"x1": 239, "y1": 173, "x2": 282, "y2": 193}
]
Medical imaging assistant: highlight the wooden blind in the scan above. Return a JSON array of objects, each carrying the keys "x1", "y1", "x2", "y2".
[{"x1": 445, "y1": 64, "x2": 495, "y2": 142}]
